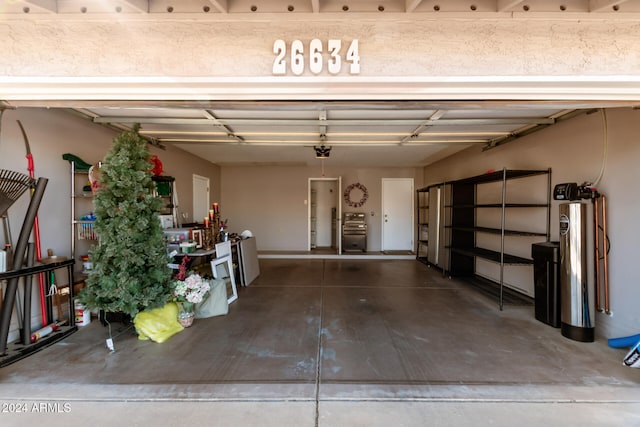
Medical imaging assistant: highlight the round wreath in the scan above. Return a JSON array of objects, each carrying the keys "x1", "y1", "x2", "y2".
[{"x1": 344, "y1": 182, "x2": 369, "y2": 208}]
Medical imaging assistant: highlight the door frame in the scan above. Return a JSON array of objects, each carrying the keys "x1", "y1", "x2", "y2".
[
  {"x1": 308, "y1": 177, "x2": 342, "y2": 254},
  {"x1": 381, "y1": 177, "x2": 414, "y2": 252}
]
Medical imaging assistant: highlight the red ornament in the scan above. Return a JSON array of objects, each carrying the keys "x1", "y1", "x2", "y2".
[{"x1": 150, "y1": 155, "x2": 163, "y2": 176}]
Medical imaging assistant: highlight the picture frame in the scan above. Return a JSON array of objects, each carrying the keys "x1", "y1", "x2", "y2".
[{"x1": 191, "y1": 229, "x2": 204, "y2": 249}]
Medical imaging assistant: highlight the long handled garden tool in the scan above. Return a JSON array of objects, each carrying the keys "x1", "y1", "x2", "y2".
[
  {"x1": 0, "y1": 109, "x2": 3, "y2": 314},
  {"x1": 0, "y1": 108, "x2": 4, "y2": 314},
  {"x1": 16, "y1": 120, "x2": 47, "y2": 325},
  {"x1": 0, "y1": 176, "x2": 47, "y2": 353}
]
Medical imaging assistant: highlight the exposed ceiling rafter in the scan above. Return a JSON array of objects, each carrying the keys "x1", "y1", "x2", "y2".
[
  {"x1": 20, "y1": 0, "x2": 56, "y2": 13},
  {"x1": 589, "y1": 0, "x2": 628, "y2": 12},
  {"x1": 121, "y1": 0, "x2": 149, "y2": 13},
  {"x1": 406, "y1": 0, "x2": 424, "y2": 13},
  {"x1": 5, "y1": 0, "x2": 639, "y2": 15},
  {"x1": 497, "y1": 0, "x2": 524, "y2": 11},
  {"x1": 206, "y1": 0, "x2": 228, "y2": 14}
]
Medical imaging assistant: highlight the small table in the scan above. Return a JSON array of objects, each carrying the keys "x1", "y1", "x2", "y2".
[{"x1": 170, "y1": 240, "x2": 243, "y2": 283}]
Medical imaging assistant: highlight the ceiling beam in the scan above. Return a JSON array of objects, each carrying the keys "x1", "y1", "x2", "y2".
[
  {"x1": 311, "y1": 0, "x2": 320, "y2": 13},
  {"x1": 497, "y1": 0, "x2": 525, "y2": 12},
  {"x1": 21, "y1": 0, "x2": 56, "y2": 13},
  {"x1": 206, "y1": 0, "x2": 228, "y2": 14},
  {"x1": 92, "y1": 117, "x2": 556, "y2": 127},
  {"x1": 121, "y1": 0, "x2": 149, "y2": 13},
  {"x1": 406, "y1": 0, "x2": 424, "y2": 13},
  {"x1": 589, "y1": 0, "x2": 627, "y2": 12}
]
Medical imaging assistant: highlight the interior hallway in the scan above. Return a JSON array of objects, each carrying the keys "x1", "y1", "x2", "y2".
[{"x1": 0, "y1": 259, "x2": 638, "y2": 426}]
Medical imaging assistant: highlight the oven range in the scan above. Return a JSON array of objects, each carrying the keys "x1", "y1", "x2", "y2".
[{"x1": 342, "y1": 212, "x2": 367, "y2": 252}]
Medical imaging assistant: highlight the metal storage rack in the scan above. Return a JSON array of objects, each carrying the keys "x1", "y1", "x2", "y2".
[
  {"x1": 152, "y1": 175, "x2": 177, "y2": 227},
  {"x1": 70, "y1": 161, "x2": 97, "y2": 279},
  {"x1": 0, "y1": 169, "x2": 77, "y2": 366},
  {"x1": 309, "y1": 189, "x2": 317, "y2": 249},
  {"x1": 447, "y1": 168, "x2": 551, "y2": 309},
  {"x1": 416, "y1": 182, "x2": 451, "y2": 274},
  {"x1": 0, "y1": 259, "x2": 76, "y2": 367},
  {"x1": 416, "y1": 187, "x2": 429, "y2": 264}
]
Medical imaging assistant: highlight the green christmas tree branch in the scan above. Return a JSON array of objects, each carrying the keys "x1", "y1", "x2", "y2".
[{"x1": 78, "y1": 124, "x2": 172, "y2": 317}]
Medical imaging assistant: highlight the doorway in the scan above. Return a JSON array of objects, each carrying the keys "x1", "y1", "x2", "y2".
[
  {"x1": 381, "y1": 178, "x2": 414, "y2": 252},
  {"x1": 192, "y1": 174, "x2": 210, "y2": 225},
  {"x1": 309, "y1": 177, "x2": 342, "y2": 254}
]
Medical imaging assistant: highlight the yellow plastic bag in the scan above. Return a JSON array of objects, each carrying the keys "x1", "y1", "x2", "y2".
[{"x1": 134, "y1": 302, "x2": 183, "y2": 343}]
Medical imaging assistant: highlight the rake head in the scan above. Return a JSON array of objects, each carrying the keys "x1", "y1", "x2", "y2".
[{"x1": 0, "y1": 169, "x2": 35, "y2": 217}]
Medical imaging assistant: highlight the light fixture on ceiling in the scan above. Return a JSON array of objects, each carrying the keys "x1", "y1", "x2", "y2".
[{"x1": 314, "y1": 145, "x2": 332, "y2": 158}]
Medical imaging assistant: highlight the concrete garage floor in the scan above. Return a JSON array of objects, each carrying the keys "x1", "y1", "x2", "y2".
[{"x1": 0, "y1": 259, "x2": 638, "y2": 426}]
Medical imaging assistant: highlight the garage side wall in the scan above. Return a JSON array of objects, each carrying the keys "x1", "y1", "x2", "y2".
[{"x1": 423, "y1": 108, "x2": 640, "y2": 339}]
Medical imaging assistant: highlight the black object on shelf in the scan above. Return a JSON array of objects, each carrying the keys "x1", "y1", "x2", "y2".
[{"x1": 532, "y1": 241, "x2": 561, "y2": 328}]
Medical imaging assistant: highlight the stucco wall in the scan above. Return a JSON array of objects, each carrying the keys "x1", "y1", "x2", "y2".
[
  {"x1": 1, "y1": 17, "x2": 639, "y2": 77},
  {"x1": 2, "y1": 16, "x2": 640, "y2": 102}
]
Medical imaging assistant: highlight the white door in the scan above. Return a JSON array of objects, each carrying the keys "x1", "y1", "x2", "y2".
[
  {"x1": 192, "y1": 174, "x2": 210, "y2": 225},
  {"x1": 382, "y1": 178, "x2": 414, "y2": 252}
]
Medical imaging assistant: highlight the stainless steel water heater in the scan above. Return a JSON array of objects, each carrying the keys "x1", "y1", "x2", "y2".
[{"x1": 559, "y1": 202, "x2": 595, "y2": 342}]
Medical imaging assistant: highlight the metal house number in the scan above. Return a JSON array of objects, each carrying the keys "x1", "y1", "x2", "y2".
[{"x1": 272, "y1": 39, "x2": 360, "y2": 76}]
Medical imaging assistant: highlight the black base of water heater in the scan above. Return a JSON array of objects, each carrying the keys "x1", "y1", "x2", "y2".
[{"x1": 561, "y1": 322, "x2": 594, "y2": 343}]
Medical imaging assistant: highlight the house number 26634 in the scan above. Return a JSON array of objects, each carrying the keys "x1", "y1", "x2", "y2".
[{"x1": 272, "y1": 39, "x2": 360, "y2": 76}]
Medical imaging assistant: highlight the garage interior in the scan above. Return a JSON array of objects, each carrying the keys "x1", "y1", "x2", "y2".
[
  {"x1": 2, "y1": 1, "x2": 640, "y2": 425},
  {"x1": 1, "y1": 258, "x2": 638, "y2": 425}
]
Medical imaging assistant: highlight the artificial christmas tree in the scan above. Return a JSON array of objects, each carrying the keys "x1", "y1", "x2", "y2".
[{"x1": 78, "y1": 125, "x2": 172, "y2": 318}]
